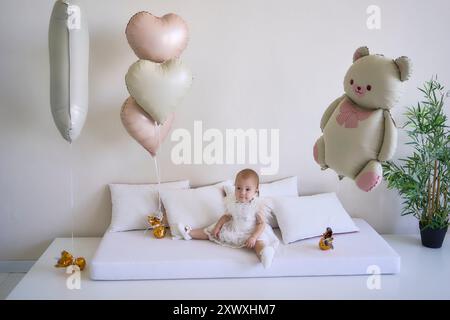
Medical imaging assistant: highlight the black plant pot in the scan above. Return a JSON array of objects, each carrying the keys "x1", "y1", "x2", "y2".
[{"x1": 419, "y1": 222, "x2": 448, "y2": 248}]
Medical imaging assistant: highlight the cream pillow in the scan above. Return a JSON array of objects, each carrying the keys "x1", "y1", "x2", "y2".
[
  {"x1": 224, "y1": 176, "x2": 298, "y2": 228},
  {"x1": 160, "y1": 181, "x2": 231, "y2": 238},
  {"x1": 108, "y1": 180, "x2": 189, "y2": 232},
  {"x1": 272, "y1": 193, "x2": 359, "y2": 244}
]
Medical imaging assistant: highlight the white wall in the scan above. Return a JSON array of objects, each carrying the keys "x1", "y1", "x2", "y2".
[{"x1": 1, "y1": 0, "x2": 449, "y2": 260}]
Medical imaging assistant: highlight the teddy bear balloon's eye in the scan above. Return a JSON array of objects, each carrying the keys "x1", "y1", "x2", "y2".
[
  {"x1": 350, "y1": 79, "x2": 354, "y2": 85},
  {"x1": 367, "y1": 85, "x2": 372, "y2": 91}
]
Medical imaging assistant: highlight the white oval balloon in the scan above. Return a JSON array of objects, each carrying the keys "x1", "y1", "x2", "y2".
[{"x1": 49, "y1": 0, "x2": 89, "y2": 143}]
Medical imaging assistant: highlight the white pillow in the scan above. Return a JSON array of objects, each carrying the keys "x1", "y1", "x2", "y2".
[
  {"x1": 160, "y1": 181, "x2": 230, "y2": 238},
  {"x1": 224, "y1": 176, "x2": 298, "y2": 228},
  {"x1": 272, "y1": 193, "x2": 359, "y2": 244},
  {"x1": 108, "y1": 180, "x2": 190, "y2": 232},
  {"x1": 259, "y1": 176, "x2": 299, "y2": 197}
]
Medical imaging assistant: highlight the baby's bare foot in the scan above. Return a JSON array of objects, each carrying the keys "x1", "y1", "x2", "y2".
[
  {"x1": 260, "y1": 246, "x2": 275, "y2": 268},
  {"x1": 176, "y1": 223, "x2": 192, "y2": 240}
]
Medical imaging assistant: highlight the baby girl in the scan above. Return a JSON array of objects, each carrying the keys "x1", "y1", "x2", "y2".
[{"x1": 176, "y1": 169, "x2": 279, "y2": 268}]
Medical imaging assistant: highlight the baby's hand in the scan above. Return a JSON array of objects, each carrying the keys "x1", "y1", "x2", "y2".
[
  {"x1": 246, "y1": 236, "x2": 257, "y2": 248},
  {"x1": 213, "y1": 226, "x2": 221, "y2": 238}
]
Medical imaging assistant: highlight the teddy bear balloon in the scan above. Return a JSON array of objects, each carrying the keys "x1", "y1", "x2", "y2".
[{"x1": 314, "y1": 46, "x2": 412, "y2": 192}]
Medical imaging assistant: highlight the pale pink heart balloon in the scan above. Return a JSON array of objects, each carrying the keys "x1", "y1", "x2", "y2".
[
  {"x1": 121, "y1": 97, "x2": 175, "y2": 156},
  {"x1": 126, "y1": 11, "x2": 189, "y2": 63}
]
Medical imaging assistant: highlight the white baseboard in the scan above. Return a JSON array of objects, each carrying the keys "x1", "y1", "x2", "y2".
[{"x1": 0, "y1": 261, "x2": 35, "y2": 273}]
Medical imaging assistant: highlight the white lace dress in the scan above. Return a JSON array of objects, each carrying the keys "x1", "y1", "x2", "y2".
[{"x1": 204, "y1": 196, "x2": 280, "y2": 249}]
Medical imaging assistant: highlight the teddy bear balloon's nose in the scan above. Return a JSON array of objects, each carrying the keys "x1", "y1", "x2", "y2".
[{"x1": 357, "y1": 86, "x2": 361, "y2": 90}]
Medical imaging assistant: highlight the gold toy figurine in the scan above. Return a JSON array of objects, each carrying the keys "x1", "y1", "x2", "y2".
[
  {"x1": 55, "y1": 250, "x2": 73, "y2": 268},
  {"x1": 55, "y1": 250, "x2": 86, "y2": 271},
  {"x1": 147, "y1": 214, "x2": 166, "y2": 239},
  {"x1": 74, "y1": 257, "x2": 87, "y2": 271},
  {"x1": 148, "y1": 215, "x2": 162, "y2": 227},
  {"x1": 319, "y1": 227, "x2": 334, "y2": 250}
]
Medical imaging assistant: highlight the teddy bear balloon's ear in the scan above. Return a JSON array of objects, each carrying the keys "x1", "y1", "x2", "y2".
[
  {"x1": 353, "y1": 46, "x2": 370, "y2": 62},
  {"x1": 394, "y1": 56, "x2": 412, "y2": 82}
]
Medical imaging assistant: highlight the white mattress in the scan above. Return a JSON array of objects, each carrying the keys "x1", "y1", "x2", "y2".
[{"x1": 90, "y1": 218, "x2": 400, "y2": 280}]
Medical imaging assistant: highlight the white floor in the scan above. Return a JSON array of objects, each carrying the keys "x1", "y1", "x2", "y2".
[{"x1": 0, "y1": 273, "x2": 26, "y2": 300}]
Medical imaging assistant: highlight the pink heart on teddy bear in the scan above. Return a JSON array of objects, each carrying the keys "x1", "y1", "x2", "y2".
[{"x1": 126, "y1": 11, "x2": 189, "y2": 63}]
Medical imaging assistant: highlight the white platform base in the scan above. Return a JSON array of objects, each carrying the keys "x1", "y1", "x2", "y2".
[
  {"x1": 7, "y1": 235, "x2": 450, "y2": 300},
  {"x1": 91, "y1": 219, "x2": 400, "y2": 280}
]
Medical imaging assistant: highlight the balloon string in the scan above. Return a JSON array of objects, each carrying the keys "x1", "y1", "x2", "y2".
[
  {"x1": 145, "y1": 122, "x2": 163, "y2": 234},
  {"x1": 69, "y1": 142, "x2": 74, "y2": 254},
  {"x1": 337, "y1": 175, "x2": 341, "y2": 201},
  {"x1": 154, "y1": 156, "x2": 161, "y2": 213},
  {"x1": 379, "y1": 173, "x2": 384, "y2": 226},
  {"x1": 155, "y1": 122, "x2": 162, "y2": 215}
]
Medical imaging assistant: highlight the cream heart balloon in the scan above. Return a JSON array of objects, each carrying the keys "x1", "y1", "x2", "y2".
[
  {"x1": 121, "y1": 97, "x2": 175, "y2": 157},
  {"x1": 126, "y1": 11, "x2": 189, "y2": 63},
  {"x1": 125, "y1": 59, "x2": 192, "y2": 124}
]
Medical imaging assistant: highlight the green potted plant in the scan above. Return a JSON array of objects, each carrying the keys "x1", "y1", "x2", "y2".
[{"x1": 383, "y1": 77, "x2": 449, "y2": 248}]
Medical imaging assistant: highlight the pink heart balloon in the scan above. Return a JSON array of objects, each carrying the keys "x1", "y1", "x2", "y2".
[
  {"x1": 121, "y1": 97, "x2": 174, "y2": 156},
  {"x1": 126, "y1": 11, "x2": 189, "y2": 63}
]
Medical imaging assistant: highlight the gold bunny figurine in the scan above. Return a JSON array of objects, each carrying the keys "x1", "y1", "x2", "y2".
[
  {"x1": 319, "y1": 227, "x2": 334, "y2": 250},
  {"x1": 147, "y1": 214, "x2": 167, "y2": 239},
  {"x1": 55, "y1": 250, "x2": 86, "y2": 270}
]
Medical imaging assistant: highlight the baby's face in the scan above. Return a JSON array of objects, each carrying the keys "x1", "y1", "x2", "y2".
[{"x1": 234, "y1": 177, "x2": 258, "y2": 203}]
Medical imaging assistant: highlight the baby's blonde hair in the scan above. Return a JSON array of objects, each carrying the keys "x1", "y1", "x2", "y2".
[{"x1": 235, "y1": 168, "x2": 259, "y2": 189}]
